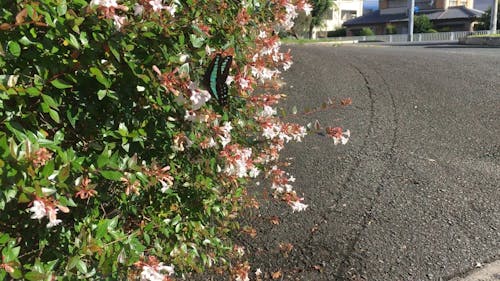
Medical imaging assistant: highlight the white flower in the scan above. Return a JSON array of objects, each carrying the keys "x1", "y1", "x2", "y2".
[
  {"x1": 333, "y1": 129, "x2": 350, "y2": 145},
  {"x1": 29, "y1": 200, "x2": 46, "y2": 220},
  {"x1": 149, "y1": 0, "x2": 165, "y2": 11},
  {"x1": 134, "y1": 3, "x2": 145, "y2": 16},
  {"x1": 303, "y1": 3, "x2": 313, "y2": 15},
  {"x1": 91, "y1": 0, "x2": 118, "y2": 8},
  {"x1": 46, "y1": 207, "x2": 62, "y2": 228},
  {"x1": 255, "y1": 268, "x2": 262, "y2": 276},
  {"x1": 262, "y1": 123, "x2": 281, "y2": 140},
  {"x1": 235, "y1": 274, "x2": 249, "y2": 281},
  {"x1": 290, "y1": 200, "x2": 308, "y2": 212},
  {"x1": 283, "y1": 60, "x2": 292, "y2": 71},
  {"x1": 219, "y1": 135, "x2": 231, "y2": 148},
  {"x1": 251, "y1": 66, "x2": 280, "y2": 82},
  {"x1": 205, "y1": 44, "x2": 215, "y2": 55},
  {"x1": 140, "y1": 266, "x2": 164, "y2": 281},
  {"x1": 140, "y1": 263, "x2": 174, "y2": 281},
  {"x1": 165, "y1": 4, "x2": 177, "y2": 17},
  {"x1": 221, "y1": 121, "x2": 233, "y2": 134},
  {"x1": 179, "y1": 54, "x2": 189, "y2": 63},
  {"x1": 113, "y1": 15, "x2": 126, "y2": 30},
  {"x1": 189, "y1": 82, "x2": 211, "y2": 110},
  {"x1": 258, "y1": 105, "x2": 276, "y2": 118},
  {"x1": 160, "y1": 180, "x2": 171, "y2": 193},
  {"x1": 249, "y1": 166, "x2": 260, "y2": 178},
  {"x1": 184, "y1": 110, "x2": 197, "y2": 122},
  {"x1": 157, "y1": 263, "x2": 175, "y2": 276},
  {"x1": 238, "y1": 76, "x2": 251, "y2": 90}
]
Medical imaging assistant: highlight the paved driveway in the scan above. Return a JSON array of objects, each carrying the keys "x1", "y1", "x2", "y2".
[{"x1": 234, "y1": 44, "x2": 500, "y2": 281}]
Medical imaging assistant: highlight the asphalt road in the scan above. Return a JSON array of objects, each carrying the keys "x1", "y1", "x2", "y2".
[{"x1": 233, "y1": 44, "x2": 500, "y2": 281}]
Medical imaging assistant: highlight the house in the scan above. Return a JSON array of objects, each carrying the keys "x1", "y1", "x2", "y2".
[
  {"x1": 343, "y1": 0, "x2": 484, "y2": 35},
  {"x1": 312, "y1": 0, "x2": 364, "y2": 38}
]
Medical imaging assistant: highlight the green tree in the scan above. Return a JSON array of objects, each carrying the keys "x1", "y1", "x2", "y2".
[
  {"x1": 386, "y1": 24, "x2": 397, "y2": 34},
  {"x1": 476, "y1": 3, "x2": 500, "y2": 30},
  {"x1": 308, "y1": 0, "x2": 334, "y2": 38},
  {"x1": 290, "y1": 11, "x2": 312, "y2": 38},
  {"x1": 414, "y1": 15, "x2": 434, "y2": 33},
  {"x1": 359, "y1": 27, "x2": 375, "y2": 36}
]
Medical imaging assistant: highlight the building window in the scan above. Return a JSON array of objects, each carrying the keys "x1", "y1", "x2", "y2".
[
  {"x1": 449, "y1": 0, "x2": 458, "y2": 6},
  {"x1": 341, "y1": 10, "x2": 357, "y2": 21},
  {"x1": 388, "y1": 0, "x2": 408, "y2": 8}
]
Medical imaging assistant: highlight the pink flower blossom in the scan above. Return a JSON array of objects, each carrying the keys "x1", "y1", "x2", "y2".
[
  {"x1": 302, "y1": 3, "x2": 313, "y2": 15},
  {"x1": 29, "y1": 200, "x2": 46, "y2": 220},
  {"x1": 113, "y1": 15, "x2": 126, "y2": 30},
  {"x1": 220, "y1": 144, "x2": 259, "y2": 178},
  {"x1": 165, "y1": 3, "x2": 177, "y2": 17},
  {"x1": 90, "y1": 0, "x2": 118, "y2": 8},
  {"x1": 326, "y1": 127, "x2": 351, "y2": 145},
  {"x1": 188, "y1": 82, "x2": 211, "y2": 110},
  {"x1": 251, "y1": 66, "x2": 280, "y2": 82},
  {"x1": 29, "y1": 199, "x2": 64, "y2": 228},
  {"x1": 139, "y1": 261, "x2": 174, "y2": 281},
  {"x1": 258, "y1": 105, "x2": 277, "y2": 118},
  {"x1": 149, "y1": 0, "x2": 165, "y2": 12},
  {"x1": 290, "y1": 199, "x2": 308, "y2": 212}
]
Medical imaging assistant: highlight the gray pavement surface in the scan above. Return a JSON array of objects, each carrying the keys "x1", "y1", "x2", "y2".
[
  {"x1": 231, "y1": 44, "x2": 500, "y2": 281},
  {"x1": 450, "y1": 260, "x2": 500, "y2": 281}
]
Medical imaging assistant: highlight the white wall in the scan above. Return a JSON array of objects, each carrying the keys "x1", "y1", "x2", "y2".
[{"x1": 313, "y1": 0, "x2": 364, "y2": 37}]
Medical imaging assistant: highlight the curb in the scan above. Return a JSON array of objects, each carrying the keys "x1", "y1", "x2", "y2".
[
  {"x1": 450, "y1": 260, "x2": 500, "y2": 281},
  {"x1": 458, "y1": 36, "x2": 500, "y2": 46}
]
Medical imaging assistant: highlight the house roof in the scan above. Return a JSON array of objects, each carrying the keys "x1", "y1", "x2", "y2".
[{"x1": 343, "y1": 6, "x2": 484, "y2": 26}]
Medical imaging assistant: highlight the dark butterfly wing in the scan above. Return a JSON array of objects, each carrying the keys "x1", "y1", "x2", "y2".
[
  {"x1": 204, "y1": 54, "x2": 232, "y2": 106},
  {"x1": 215, "y1": 55, "x2": 232, "y2": 106},
  {"x1": 204, "y1": 54, "x2": 221, "y2": 101}
]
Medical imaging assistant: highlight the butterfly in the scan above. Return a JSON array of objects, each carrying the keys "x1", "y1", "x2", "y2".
[{"x1": 204, "y1": 53, "x2": 233, "y2": 106}]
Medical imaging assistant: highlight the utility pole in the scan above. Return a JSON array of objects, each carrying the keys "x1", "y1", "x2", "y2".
[
  {"x1": 408, "y1": 0, "x2": 415, "y2": 41},
  {"x1": 491, "y1": 0, "x2": 498, "y2": 32}
]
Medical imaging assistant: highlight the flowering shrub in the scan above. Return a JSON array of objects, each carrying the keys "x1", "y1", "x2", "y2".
[{"x1": 0, "y1": 0, "x2": 346, "y2": 279}]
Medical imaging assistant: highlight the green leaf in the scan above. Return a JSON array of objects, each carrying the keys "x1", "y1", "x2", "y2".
[
  {"x1": 67, "y1": 256, "x2": 80, "y2": 270},
  {"x1": 57, "y1": 1, "x2": 67, "y2": 16},
  {"x1": 68, "y1": 33, "x2": 80, "y2": 49},
  {"x1": 42, "y1": 94, "x2": 59, "y2": 109},
  {"x1": 50, "y1": 79, "x2": 72, "y2": 89},
  {"x1": 48, "y1": 108, "x2": 60, "y2": 123},
  {"x1": 97, "y1": 153, "x2": 109, "y2": 168},
  {"x1": 96, "y1": 220, "x2": 109, "y2": 239},
  {"x1": 18, "y1": 36, "x2": 34, "y2": 46},
  {"x1": 108, "y1": 42, "x2": 121, "y2": 62},
  {"x1": 189, "y1": 34, "x2": 205, "y2": 48},
  {"x1": 24, "y1": 271, "x2": 45, "y2": 281},
  {"x1": 76, "y1": 260, "x2": 88, "y2": 274},
  {"x1": 118, "y1": 123, "x2": 128, "y2": 136},
  {"x1": 9, "y1": 269, "x2": 22, "y2": 279},
  {"x1": 100, "y1": 170, "x2": 122, "y2": 181},
  {"x1": 80, "y1": 32, "x2": 89, "y2": 48},
  {"x1": 97, "y1": 89, "x2": 107, "y2": 100},
  {"x1": 58, "y1": 164, "x2": 70, "y2": 182},
  {"x1": 179, "y1": 63, "x2": 190, "y2": 77},
  {"x1": 90, "y1": 67, "x2": 110, "y2": 88},
  {"x1": 7, "y1": 41, "x2": 21, "y2": 57},
  {"x1": 0, "y1": 234, "x2": 10, "y2": 244},
  {"x1": 25, "y1": 87, "x2": 41, "y2": 96},
  {"x1": 2, "y1": 246, "x2": 20, "y2": 262}
]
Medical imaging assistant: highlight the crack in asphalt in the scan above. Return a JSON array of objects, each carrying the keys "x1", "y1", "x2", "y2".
[{"x1": 334, "y1": 57, "x2": 400, "y2": 281}]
